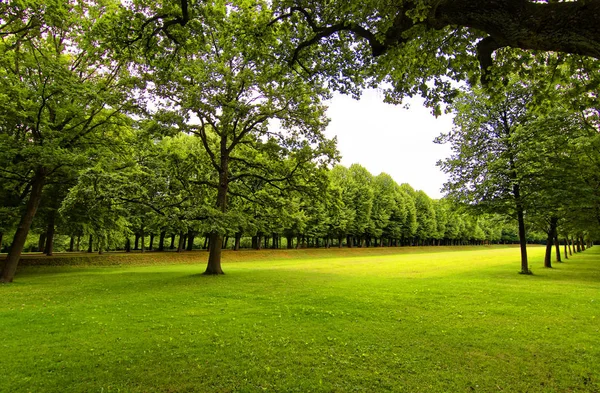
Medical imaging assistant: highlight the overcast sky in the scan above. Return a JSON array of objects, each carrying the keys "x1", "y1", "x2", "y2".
[{"x1": 324, "y1": 89, "x2": 454, "y2": 199}]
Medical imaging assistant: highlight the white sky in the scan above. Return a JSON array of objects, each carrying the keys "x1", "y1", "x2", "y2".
[{"x1": 324, "y1": 89, "x2": 454, "y2": 199}]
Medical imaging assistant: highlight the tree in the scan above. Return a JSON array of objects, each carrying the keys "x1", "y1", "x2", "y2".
[
  {"x1": 146, "y1": 1, "x2": 335, "y2": 274},
  {"x1": 437, "y1": 82, "x2": 534, "y2": 273},
  {"x1": 0, "y1": 1, "x2": 133, "y2": 282}
]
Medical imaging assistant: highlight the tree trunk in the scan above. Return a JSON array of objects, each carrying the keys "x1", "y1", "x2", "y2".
[
  {"x1": 177, "y1": 233, "x2": 184, "y2": 253},
  {"x1": 286, "y1": 235, "x2": 293, "y2": 249},
  {"x1": 44, "y1": 209, "x2": 57, "y2": 256},
  {"x1": 1, "y1": 170, "x2": 46, "y2": 282},
  {"x1": 0, "y1": 232, "x2": 3, "y2": 253},
  {"x1": 141, "y1": 230, "x2": 145, "y2": 253},
  {"x1": 187, "y1": 231, "x2": 195, "y2": 251},
  {"x1": 576, "y1": 237, "x2": 581, "y2": 252},
  {"x1": 182, "y1": 235, "x2": 187, "y2": 251},
  {"x1": 580, "y1": 236, "x2": 586, "y2": 251},
  {"x1": 158, "y1": 231, "x2": 166, "y2": 251},
  {"x1": 205, "y1": 232, "x2": 224, "y2": 274},
  {"x1": 87, "y1": 234, "x2": 93, "y2": 253},
  {"x1": 564, "y1": 238, "x2": 568, "y2": 260},
  {"x1": 38, "y1": 232, "x2": 46, "y2": 253},
  {"x1": 125, "y1": 238, "x2": 131, "y2": 252},
  {"x1": 149, "y1": 234, "x2": 155, "y2": 251},
  {"x1": 204, "y1": 150, "x2": 229, "y2": 275},
  {"x1": 234, "y1": 232, "x2": 242, "y2": 251},
  {"x1": 514, "y1": 184, "x2": 530, "y2": 274},
  {"x1": 554, "y1": 235, "x2": 561, "y2": 263},
  {"x1": 203, "y1": 236, "x2": 209, "y2": 250},
  {"x1": 69, "y1": 236, "x2": 75, "y2": 252},
  {"x1": 170, "y1": 234, "x2": 176, "y2": 249},
  {"x1": 134, "y1": 233, "x2": 140, "y2": 250},
  {"x1": 544, "y1": 217, "x2": 558, "y2": 268}
]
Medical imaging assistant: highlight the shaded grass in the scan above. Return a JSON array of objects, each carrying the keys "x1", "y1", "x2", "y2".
[{"x1": 1, "y1": 245, "x2": 599, "y2": 392}]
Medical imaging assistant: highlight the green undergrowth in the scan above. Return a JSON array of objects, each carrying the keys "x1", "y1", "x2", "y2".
[{"x1": 1, "y1": 245, "x2": 599, "y2": 392}]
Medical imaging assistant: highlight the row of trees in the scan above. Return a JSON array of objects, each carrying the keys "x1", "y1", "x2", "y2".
[
  {"x1": 437, "y1": 54, "x2": 600, "y2": 273},
  {"x1": 9, "y1": 136, "x2": 538, "y2": 258},
  {"x1": 2, "y1": 0, "x2": 600, "y2": 282}
]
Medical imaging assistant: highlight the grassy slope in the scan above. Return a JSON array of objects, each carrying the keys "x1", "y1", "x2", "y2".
[{"x1": 1, "y1": 245, "x2": 599, "y2": 392}]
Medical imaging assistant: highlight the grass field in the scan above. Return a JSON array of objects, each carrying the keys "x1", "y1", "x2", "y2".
[{"x1": 1, "y1": 245, "x2": 599, "y2": 392}]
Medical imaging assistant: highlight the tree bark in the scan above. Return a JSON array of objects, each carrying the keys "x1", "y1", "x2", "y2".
[
  {"x1": 544, "y1": 217, "x2": 558, "y2": 268},
  {"x1": 1, "y1": 169, "x2": 46, "y2": 283},
  {"x1": 554, "y1": 235, "x2": 561, "y2": 263},
  {"x1": 170, "y1": 234, "x2": 176, "y2": 249},
  {"x1": 44, "y1": 207, "x2": 58, "y2": 256},
  {"x1": 514, "y1": 184, "x2": 530, "y2": 274},
  {"x1": 69, "y1": 236, "x2": 75, "y2": 252},
  {"x1": 158, "y1": 231, "x2": 166, "y2": 251},
  {"x1": 204, "y1": 149, "x2": 228, "y2": 275},
  {"x1": 149, "y1": 234, "x2": 155, "y2": 251},
  {"x1": 87, "y1": 234, "x2": 93, "y2": 253},
  {"x1": 234, "y1": 232, "x2": 242, "y2": 251},
  {"x1": 141, "y1": 230, "x2": 145, "y2": 253},
  {"x1": 177, "y1": 232, "x2": 184, "y2": 253},
  {"x1": 125, "y1": 238, "x2": 131, "y2": 252},
  {"x1": 38, "y1": 232, "x2": 46, "y2": 253},
  {"x1": 187, "y1": 231, "x2": 195, "y2": 251}
]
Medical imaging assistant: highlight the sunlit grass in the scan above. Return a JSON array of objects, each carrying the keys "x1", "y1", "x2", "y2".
[{"x1": 2, "y1": 245, "x2": 599, "y2": 392}]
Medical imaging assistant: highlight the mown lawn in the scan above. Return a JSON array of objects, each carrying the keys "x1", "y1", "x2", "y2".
[{"x1": 1, "y1": 245, "x2": 599, "y2": 392}]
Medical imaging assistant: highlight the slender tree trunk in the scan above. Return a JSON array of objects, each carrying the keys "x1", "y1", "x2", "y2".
[
  {"x1": 44, "y1": 208, "x2": 57, "y2": 256},
  {"x1": 554, "y1": 235, "x2": 561, "y2": 263},
  {"x1": 564, "y1": 238, "x2": 569, "y2": 260},
  {"x1": 187, "y1": 231, "x2": 195, "y2": 251},
  {"x1": 223, "y1": 236, "x2": 228, "y2": 249},
  {"x1": 87, "y1": 234, "x2": 93, "y2": 253},
  {"x1": 286, "y1": 235, "x2": 293, "y2": 249},
  {"x1": 38, "y1": 233, "x2": 46, "y2": 253},
  {"x1": 569, "y1": 237, "x2": 574, "y2": 254},
  {"x1": 234, "y1": 232, "x2": 242, "y2": 251},
  {"x1": 0, "y1": 232, "x2": 3, "y2": 253},
  {"x1": 158, "y1": 231, "x2": 166, "y2": 251},
  {"x1": 170, "y1": 234, "x2": 176, "y2": 249},
  {"x1": 1, "y1": 170, "x2": 46, "y2": 282},
  {"x1": 134, "y1": 234, "x2": 140, "y2": 250},
  {"x1": 177, "y1": 233, "x2": 184, "y2": 253},
  {"x1": 125, "y1": 238, "x2": 131, "y2": 252},
  {"x1": 203, "y1": 236, "x2": 209, "y2": 250},
  {"x1": 182, "y1": 235, "x2": 187, "y2": 251},
  {"x1": 69, "y1": 236, "x2": 75, "y2": 252},
  {"x1": 544, "y1": 217, "x2": 558, "y2": 268},
  {"x1": 141, "y1": 230, "x2": 146, "y2": 253},
  {"x1": 576, "y1": 237, "x2": 581, "y2": 252},
  {"x1": 580, "y1": 236, "x2": 586, "y2": 251},
  {"x1": 513, "y1": 184, "x2": 530, "y2": 274},
  {"x1": 149, "y1": 234, "x2": 155, "y2": 251}
]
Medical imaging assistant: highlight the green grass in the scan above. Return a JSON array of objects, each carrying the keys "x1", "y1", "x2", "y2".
[{"x1": 1, "y1": 245, "x2": 599, "y2": 392}]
